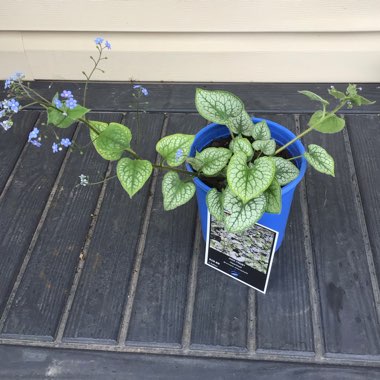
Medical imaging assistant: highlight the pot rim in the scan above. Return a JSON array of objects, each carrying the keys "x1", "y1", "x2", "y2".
[{"x1": 186, "y1": 117, "x2": 308, "y2": 196}]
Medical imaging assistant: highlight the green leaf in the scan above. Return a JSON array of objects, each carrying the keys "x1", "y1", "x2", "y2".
[
  {"x1": 90, "y1": 122, "x2": 132, "y2": 161},
  {"x1": 252, "y1": 121, "x2": 271, "y2": 140},
  {"x1": 227, "y1": 153, "x2": 275, "y2": 203},
  {"x1": 195, "y1": 147, "x2": 232, "y2": 176},
  {"x1": 186, "y1": 157, "x2": 202, "y2": 172},
  {"x1": 308, "y1": 111, "x2": 345, "y2": 134},
  {"x1": 264, "y1": 179, "x2": 282, "y2": 214},
  {"x1": 328, "y1": 86, "x2": 346, "y2": 100},
  {"x1": 156, "y1": 134, "x2": 194, "y2": 167},
  {"x1": 252, "y1": 139, "x2": 276, "y2": 155},
  {"x1": 47, "y1": 105, "x2": 90, "y2": 129},
  {"x1": 195, "y1": 88, "x2": 244, "y2": 124},
  {"x1": 346, "y1": 84, "x2": 358, "y2": 97},
  {"x1": 304, "y1": 144, "x2": 335, "y2": 177},
  {"x1": 272, "y1": 156, "x2": 300, "y2": 186},
  {"x1": 226, "y1": 110, "x2": 254, "y2": 136},
  {"x1": 349, "y1": 94, "x2": 376, "y2": 106},
  {"x1": 206, "y1": 188, "x2": 225, "y2": 222},
  {"x1": 117, "y1": 158, "x2": 153, "y2": 198},
  {"x1": 223, "y1": 188, "x2": 266, "y2": 233},
  {"x1": 229, "y1": 137, "x2": 254, "y2": 158},
  {"x1": 298, "y1": 90, "x2": 329, "y2": 105},
  {"x1": 162, "y1": 172, "x2": 196, "y2": 211}
]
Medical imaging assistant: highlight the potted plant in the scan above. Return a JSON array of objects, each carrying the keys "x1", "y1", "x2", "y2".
[{"x1": 1, "y1": 38, "x2": 375, "y2": 252}]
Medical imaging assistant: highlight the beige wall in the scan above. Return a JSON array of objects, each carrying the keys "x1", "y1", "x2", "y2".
[{"x1": 1, "y1": 1, "x2": 380, "y2": 82}]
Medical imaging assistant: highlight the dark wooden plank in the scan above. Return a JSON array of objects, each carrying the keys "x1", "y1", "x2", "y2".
[
  {"x1": 1, "y1": 113, "x2": 120, "y2": 339},
  {"x1": 126, "y1": 113, "x2": 203, "y2": 346},
  {"x1": 256, "y1": 114, "x2": 314, "y2": 352},
  {"x1": 0, "y1": 117, "x2": 76, "y2": 318},
  {"x1": 345, "y1": 114, "x2": 380, "y2": 282},
  {"x1": 1, "y1": 346, "x2": 379, "y2": 380},
  {"x1": 190, "y1": 237, "x2": 249, "y2": 349},
  {"x1": 15, "y1": 81, "x2": 380, "y2": 114},
  {"x1": 0, "y1": 111, "x2": 39, "y2": 192},
  {"x1": 63, "y1": 112, "x2": 165, "y2": 343},
  {"x1": 302, "y1": 114, "x2": 380, "y2": 355}
]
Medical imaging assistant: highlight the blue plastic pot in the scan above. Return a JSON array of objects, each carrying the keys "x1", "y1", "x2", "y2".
[{"x1": 187, "y1": 117, "x2": 307, "y2": 251}]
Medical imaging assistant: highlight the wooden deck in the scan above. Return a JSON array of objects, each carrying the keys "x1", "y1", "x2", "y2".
[{"x1": 0, "y1": 82, "x2": 380, "y2": 379}]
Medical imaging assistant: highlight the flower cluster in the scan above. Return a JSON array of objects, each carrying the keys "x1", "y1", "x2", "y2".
[
  {"x1": 54, "y1": 90, "x2": 78, "y2": 110},
  {"x1": 4, "y1": 72, "x2": 24, "y2": 90},
  {"x1": 52, "y1": 138, "x2": 72, "y2": 153},
  {"x1": 0, "y1": 97, "x2": 21, "y2": 131},
  {"x1": 28, "y1": 127, "x2": 41, "y2": 147},
  {"x1": 94, "y1": 37, "x2": 111, "y2": 50},
  {"x1": 133, "y1": 84, "x2": 149, "y2": 97},
  {"x1": 79, "y1": 174, "x2": 89, "y2": 186}
]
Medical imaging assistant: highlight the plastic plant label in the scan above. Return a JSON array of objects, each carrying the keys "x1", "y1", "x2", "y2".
[{"x1": 205, "y1": 211, "x2": 278, "y2": 293}]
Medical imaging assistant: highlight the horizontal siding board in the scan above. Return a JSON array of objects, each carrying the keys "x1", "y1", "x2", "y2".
[
  {"x1": 63, "y1": 113, "x2": 165, "y2": 342},
  {"x1": 256, "y1": 114, "x2": 314, "y2": 352},
  {"x1": 0, "y1": 117, "x2": 75, "y2": 319},
  {"x1": 126, "y1": 114, "x2": 202, "y2": 346},
  {"x1": 1, "y1": 113, "x2": 117, "y2": 339},
  {"x1": 302, "y1": 115, "x2": 380, "y2": 355},
  {"x1": 1, "y1": 1, "x2": 380, "y2": 32}
]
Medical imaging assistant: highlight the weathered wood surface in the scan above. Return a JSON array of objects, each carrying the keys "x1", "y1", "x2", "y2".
[{"x1": 0, "y1": 82, "x2": 379, "y2": 377}]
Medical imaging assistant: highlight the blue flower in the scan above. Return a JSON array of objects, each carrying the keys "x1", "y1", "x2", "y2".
[
  {"x1": 8, "y1": 99, "x2": 20, "y2": 113},
  {"x1": 4, "y1": 72, "x2": 24, "y2": 89},
  {"x1": 133, "y1": 85, "x2": 149, "y2": 96},
  {"x1": 0, "y1": 110, "x2": 5, "y2": 118},
  {"x1": 105, "y1": 41, "x2": 111, "y2": 50},
  {"x1": 65, "y1": 98, "x2": 77, "y2": 110},
  {"x1": 60, "y1": 138, "x2": 72, "y2": 147},
  {"x1": 133, "y1": 85, "x2": 141, "y2": 89},
  {"x1": 28, "y1": 127, "x2": 39, "y2": 142},
  {"x1": 175, "y1": 148, "x2": 183, "y2": 162},
  {"x1": 54, "y1": 98, "x2": 63, "y2": 109},
  {"x1": 52, "y1": 142, "x2": 59, "y2": 153},
  {"x1": 4, "y1": 80, "x2": 11, "y2": 89},
  {"x1": 0, "y1": 120, "x2": 13, "y2": 131},
  {"x1": 95, "y1": 37, "x2": 104, "y2": 45},
  {"x1": 30, "y1": 139, "x2": 42, "y2": 148},
  {"x1": 61, "y1": 90, "x2": 73, "y2": 99}
]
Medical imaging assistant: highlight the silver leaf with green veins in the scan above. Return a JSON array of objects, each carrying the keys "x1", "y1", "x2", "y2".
[
  {"x1": 226, "y1": 110, "x2": 254, "y2": 136},
  {"x1": 90, "y1": 121, "x2": 132, "y2": 161},
  {"x1": 304, "y1": 144, "x2": 335, "y2": 177},
  {"x1": 162, "y1": 172, "x2": 196, "y2": 211},
  {"x1": 194, "y1": 147, "x2": 232, "y2": 176},
  {"x1": 252, "y1": 139, "x2": 276, "y2": 155},
  {"x1": 117, "y1": 158, "x2": 153, "y2": 198},
  {"x1": 264, "y1": 179, "x2": 282, "y2": 214},
  {"x1": 227, "y1": 153, "x2": 275, "y2": 203},
  {"x1": 252, "y1": 121, "x2": 271, "y2": 140},
  {"x1": 156, "y1": 134, "x2": 194, "y2": 167},
  {"x1": 229, "y1": 137, "x2": 254, "y2": 158},
  {"x1": 223, "y1": 188, "x2": 266, "y2": 233},
  {"x1": 273, "y1": 157, "x2": 300, "y2": 186},
  {"x1": 195, "y1": 88, "x2": 244, "y2": 124},
  {"x1": 206, "y1": 188, "x2": 225, "y2": 222}
]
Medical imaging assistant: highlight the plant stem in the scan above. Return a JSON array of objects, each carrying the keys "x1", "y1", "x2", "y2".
[
  {"x1": 152, "y1": 163, "x2": 197, "y2": 177},
  {"x1": 83, "y1": 47, "x2": 104, "y2": 108},
  {"x1": 286, "y1": 154, "x2": 303, "y2": 161}
]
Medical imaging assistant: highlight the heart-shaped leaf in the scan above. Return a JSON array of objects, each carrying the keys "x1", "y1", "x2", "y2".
[
  {"x1": 226, "y1": 110, "x2": 254, "y2": 136},
  {"x1": 117, "y1": 158, "x2": 153, "y2": 198},
  {"x1": 162, "y1": 172, "x2": 196, "y2": 211},
  {"x1": 47, "y1": 105, "x2": 90, "y2": 129},
  {"x1": 272, "y1": 157, "x2": 300, "y2": 186},
  {"x1": 156, "y1": 134, "x2": 194, "y2": 167},
  {"x1": 264, "y1": 178, "x2": 282, "y2": 214},
  {"x1": 206, "y1": 188, "x2": 225, "y2": 222},
  {"x1": 298, "y1": 90, "x2": 329, "y2": 105},
  {"x1": 223, "y1": 188, "x2": 266, "y2": 233},
  {"x1": 328, "y1": 87, "x2": 346, "y2": 100},
  {"x1": 90, "y1": 121, "x2": 132, "y2": 161},
  {"x1": 304, "y1": 144, "x2": 335, "y2": 177},
  {"x1": 195, "y1": 147, "x2": 231, "y2": 176},
  {"x1": 308, "y1": 111, "x2": 345, "y2": 134},
  {"x1": 227, "y1": 153, "x2": 275, "y2": 203},
  {"x1": 252, "y1": 139, "x2": 276, "y2": 155},
  {"x1": 252, "y1": 121, "x2": 271, "y2": 140},
  {"x1": 195, "y1": 88, "x2": 244, "y2": 124},
  {"x1": 229, "y1": 137, "x2": 253, "y2": 158}
]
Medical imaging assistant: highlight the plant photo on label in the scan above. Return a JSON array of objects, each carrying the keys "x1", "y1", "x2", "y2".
[{"x1": 1, "y1": 39, "x2": 375, "y2": 239}]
